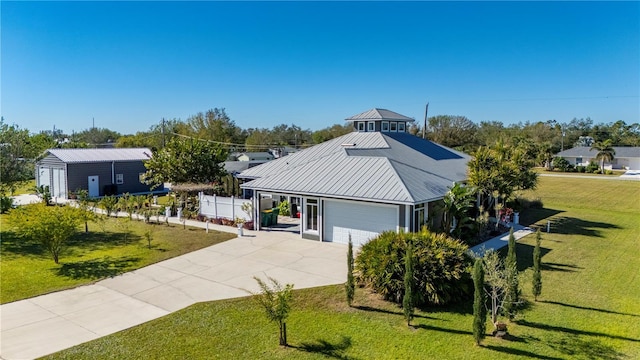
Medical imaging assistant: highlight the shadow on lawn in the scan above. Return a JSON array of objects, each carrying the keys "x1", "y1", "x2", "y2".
[
  {"x1": 541, "y1": 300, "x2": 640, "y2": 318},
  {"x1": 292, "y1": 336, "x2": 358, "y2": 360},
  {"x1": 55, "y1": 256, "x2": 141, "y2": 279},
  {"x1": 413, "y1": 323, "x2": 471, "y2": 336},
  {"x1": 66, "y1": 231, "x2": 141, "y2": 250},
  {"x1": 516, "y1": 319, "x2": 640, "y2": 343},
  {"x1": 0, "y1": 229, "x2": 44, "y2": 257},
  {"x1": 546, "y1": 334, "x2": 627, "y2": 360},
  {"x1": 484, "y1": 344, "x2": 563, "y2": 360},
  {"x1": 519, "y1": 208, "x2": 564, "y2": 227},
  {"x1": 549, "y1": 216, "x2": 621, "y2": 238},
  {"x1": 353, "y1": 305, "x2": 438, "y2": 320}
]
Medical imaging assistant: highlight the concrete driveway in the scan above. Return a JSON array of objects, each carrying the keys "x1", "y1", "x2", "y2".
[{"x1": 0, "y1": 231, "x2": 347, "y2": 359}]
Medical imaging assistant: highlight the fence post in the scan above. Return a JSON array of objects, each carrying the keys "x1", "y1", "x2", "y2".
[
  {"x1": 231, "y1": 195, "x2": 235, "y2": 220},
  {"x1": 214, "y1": 194, "x2": 217, "y2": 219}
]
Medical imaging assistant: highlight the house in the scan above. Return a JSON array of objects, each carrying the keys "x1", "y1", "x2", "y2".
[
  {"x1": 239, "y1": 108, "x2": 470, "y2": 246},
  {"x1": 237, "y1": 152, "x2": 275, "y2": 162},
  {"x1": 555, "y1": 146, "x2": 640, "y2": 170},
  {"x1": 35, "y1": 148, "x2": 161, "y2": 199}
]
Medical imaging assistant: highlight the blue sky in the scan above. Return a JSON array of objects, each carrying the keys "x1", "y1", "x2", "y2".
[{"x1": 2, "y1": 1, "x2": 639, "y2": 135}]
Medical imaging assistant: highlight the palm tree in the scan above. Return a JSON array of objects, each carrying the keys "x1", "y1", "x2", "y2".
[
  {"x1": 442, "y1": 182, "x2": 475, "y2": 237},
  {"x1": 590, "y1": 139, "x2": 616, "y2": 174}
]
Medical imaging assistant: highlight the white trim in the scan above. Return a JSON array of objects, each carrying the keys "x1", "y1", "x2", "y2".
[
  {"x1": 303, "y1": 197, "x2": 320, "y2": 235},
  {"x1": 357, "y1": 122, "x2": 365, "y2": 132},
  {"x1": 381, "y1": 121, "x2": 390, "y2": 132},
  {"x1": 367, "y1": 121, "x2": 375, "y2": 132},
  {"x1": 398, "y1": 122, "x2": 406, "y2": 132},
  {"x1": 390, "y1": 122, "x2": 397, "y2": 132}
]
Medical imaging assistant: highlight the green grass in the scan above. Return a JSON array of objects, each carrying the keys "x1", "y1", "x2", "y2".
[
  {"x1": 46, "y1": 177, "x2": 640, "y2": 359},
  {"x1": 1, "y1": 215, "x2": 236, "y2": 304},
  {"x1": 8, "y1": 179, "x2": 36, "y2": 195}
]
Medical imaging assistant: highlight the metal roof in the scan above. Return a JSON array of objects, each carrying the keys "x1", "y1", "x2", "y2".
[
  {"x1": 556, "y1": 146, "x2": 640, "y2": 158},
  {"x1": 345, "y1": 108, "x2": 415, "y2": 122},
  {"x1": 240, "y1": 131, "x2": 470, "y2": 205},
  {"x1": 46, "y1": 148, "x2": 153, "y2": 163}
]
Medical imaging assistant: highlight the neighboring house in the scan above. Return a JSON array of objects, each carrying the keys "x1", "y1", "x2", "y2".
[
  {"x1": 555, "y1": 146, "x2": 640, "y2": 170},
  {"x1": 237, "y1": 152, "x2": 275, "y2": 162},
  {"x1": 239, "y1": 108, "x2": 470, "y2": 246},
  {"x1": 35, "y1": 148, "x2": 161, "y2": 199}
]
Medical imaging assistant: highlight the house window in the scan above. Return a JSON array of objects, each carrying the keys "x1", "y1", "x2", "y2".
[
  {"x1": 576, "y1": 157, "x2": 582, "y2": 166},
  {"x1": 357, "y1": 122, "x2": 365, "y2": 132},
  {"x1": 398, "y1": 122, "x2": 406, "y2": 132},
  {"x1": 115, "y1": 174, "x2": 124, "y2": 185},
  {"x1": 414, "y1": 203, "x2": 427, "y2": 232},
  {"x1": 367, "y1": 122, "x2": 375, "y2": 132},
  {"x1": 381, "y1": 121, "x2": 389, "y2": 132},
  {"x1": 390, "y1": 122, "x2": 397, "y2": 132},
  {"x1": 305, "y1": 199, "x2": 318, "y2": 232}
]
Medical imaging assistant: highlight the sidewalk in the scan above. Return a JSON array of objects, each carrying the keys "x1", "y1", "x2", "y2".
[
  {"x1": 468, "y1": 224, "x2": 535, "y2": 257},
  {"x1": 0, "y1": 215, "x2": 346, "y2": 360}
]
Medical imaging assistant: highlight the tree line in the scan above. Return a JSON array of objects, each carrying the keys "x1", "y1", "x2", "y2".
[{"x1": 2, "y1": 110, "x2": 638, "y2": 194}]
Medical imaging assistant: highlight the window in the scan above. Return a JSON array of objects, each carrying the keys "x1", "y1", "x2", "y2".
[
  {"x1": 576, "y1": 157, "x2": 582, "y2": 166},
  {"x1": 414, "y1": 203, "x2": 426, "y2": 232},
  {"x1": 381, "y1": 121, "x2": 389, "y2": 132},
  {"x1": 397, "y1": 122, "x2": 406, "y2": 132},
  {"x1": 115, "y1": 174, "x2": 124, "y2": 185},
  {"x1": 305, "y1": 199, "x2": 318, "y2": 232},
  {"x1": 367, "y1": 122, "x2": 375, "y2": 132},
  {"x1": 390, "y1": 122, "x2": 397, "y2": 132},
  {"x1": 357, "y1": 122, "x2": 365, "y2": 132}
]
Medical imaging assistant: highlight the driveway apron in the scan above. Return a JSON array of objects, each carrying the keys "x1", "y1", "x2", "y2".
[{"x1": 1, "y1": 230, "x2": 347, "y2": 360}]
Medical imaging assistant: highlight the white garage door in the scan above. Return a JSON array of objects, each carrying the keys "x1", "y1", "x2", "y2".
[{"x1": 324, "y1": 200, "x2": 397, "y2": 246}]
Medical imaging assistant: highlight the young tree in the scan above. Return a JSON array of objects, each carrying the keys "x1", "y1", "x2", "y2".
[
  {"x1": 532, "y1": 229, "x2": 543, "y2": 301},
  {"x1": 118, "y1": 193, "x2": 134, "y2": 219},
  {"x1": 590, "y1": 139, "x2": 616, "y2": 174},
  {"x1": 483, "y1": 250, "x2": 513, "y2": 329},
  {"x1": 503, "y1": 228, "x2": 519, "y2": 320},
  {"x1": 252, "y1": 277, "x2": 294, "y2": 347},
  {"x1": 345, "y1": 234, "x2": 355, "y2": 307},
  {"x1": 75, "y1": 189, "x2": 97, "y2": 232},
  {"x1": 144, "y1": 227, "x2": 154, "y2": 249},
  {"x1": 11, "y1": 204, "x2": 81, "y2": 263},
  {"x1": 403, "y1": 240, "x2": 415, "y2": 326},
  {"x1": 100, "y1": 195, "x2": 117, "y2": 217},
  {"x1": 472, "y1": 258, "x2": 487, "y2": 345}
]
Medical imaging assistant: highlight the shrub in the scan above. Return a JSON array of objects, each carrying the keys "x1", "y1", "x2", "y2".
[
  {"x1": 355, "y1": 229, "x2": 472, "y2": 306},
  {"x1": 277, "y1": 200, "x2": 290, "y2": 216},
  {"x1": 576, "y1": 165, "x2": 585, "y2": 173},
  {"x1": 605, "y1": 170, "x2": 614, "y2": 175},
  {"x1": 552, "y1": 156, "x2": 572, "y2": 172},
  {"x1": 586, "y1": 161, "x2": 599, "y2": 173},
  {"x1": 0, "y1": 195, "x2": 14, "y2": 214},
  {"x1": 243, "y1": 221, "x2": 254, "y2": 230}
]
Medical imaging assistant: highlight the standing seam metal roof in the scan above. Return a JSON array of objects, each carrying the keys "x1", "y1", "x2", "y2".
[
  {"x1": 46, "y1": 148, "x2": 153, "y2": 163},
  {"x1": 240, "y1": 131, "x2": 469, "y2": 204}
]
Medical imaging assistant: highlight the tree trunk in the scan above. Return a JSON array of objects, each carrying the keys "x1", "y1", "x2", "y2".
[{"x1": 85, "y1": 221, "x2": 89, "y2": 233}]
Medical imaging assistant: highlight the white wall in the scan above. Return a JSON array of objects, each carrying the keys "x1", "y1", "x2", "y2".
[{"x1": 199, "y1": 194, "x2": 252, "y2": 221}]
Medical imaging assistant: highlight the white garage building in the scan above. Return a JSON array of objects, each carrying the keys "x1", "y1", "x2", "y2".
[{"x1": 239, "y1": 108, "x2": 470, "y2": 246}]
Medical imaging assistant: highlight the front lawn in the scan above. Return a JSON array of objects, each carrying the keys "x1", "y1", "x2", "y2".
[
  {"x1": 46, "y1": 176, "x2": 640, "y2": 359},
  {"x1": 0, "y1": 215, "x2": 236, "y2": 304}
]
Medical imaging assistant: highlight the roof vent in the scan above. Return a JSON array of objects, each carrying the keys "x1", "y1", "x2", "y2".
[{"x1": 341, "y1": 143, "x2": 356, "y2": 147}]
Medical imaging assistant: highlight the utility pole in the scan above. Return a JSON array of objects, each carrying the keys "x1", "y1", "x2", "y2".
[
  {"x1": 422, "y1": 102, "x2": 429, "y2": 139},
  {"x1": 162, "y1": 118, "x2": 166, "y2": 148}
]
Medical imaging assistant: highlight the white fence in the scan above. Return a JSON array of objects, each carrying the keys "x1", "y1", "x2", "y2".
[{"x1": 198, "y1": 193, "x2": 252, "y2": 221}]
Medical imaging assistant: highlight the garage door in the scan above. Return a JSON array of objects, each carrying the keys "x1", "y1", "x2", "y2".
[{"x1": 323, "y1": 200, "x2": 397, "y2": 246}]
